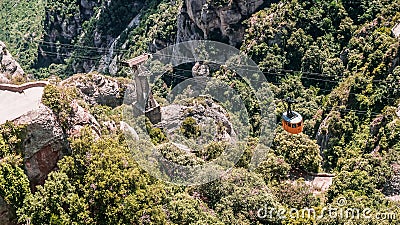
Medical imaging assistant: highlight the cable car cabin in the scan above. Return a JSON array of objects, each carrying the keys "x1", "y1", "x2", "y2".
[{"x1": 282, "y1": 111, "x2": 303, "y2": 134}]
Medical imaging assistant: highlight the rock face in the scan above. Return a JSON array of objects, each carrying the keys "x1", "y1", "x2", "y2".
[
  {"x1": 158, "y1": 99, "x2": 236, "y2": 143},
  {"x1": 38, "y1": 1, "x2": 144, "y2": 74},
  {"x1": 68, "y1": 100, "x2": 101, "y2": 138},
  {"x1": 0, "y1": 197, "x2": 16, "y2": 225},
  {"x1": 38, "y1": 1, "x2": 102, "y2": 67},
  {"x1": 177, "y1": 0, "x2": 268, "y2": 46},
  {"x1": 0, "y1": 41, "x2": 25, "y2": 84},
  {"x1": 192, "y1": 62, "x2": 210, "y2": 77},
  {"x1": 392, "y1": 22, "x2": 400, "y2": 38},
  {"x1": 14, "y1": 105, "x2": 68, "y2": 189},
  {"x1": 61, "y1": 73, "x2": 126, "y2": 108},
  {"x1": 316, "y1": 112, "x2": 337, "y2": 151}
]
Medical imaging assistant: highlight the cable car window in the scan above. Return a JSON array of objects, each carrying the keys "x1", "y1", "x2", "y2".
[
  {"x1": 298, "y1": 122, "x2": 302, "y2": 126},
  {"x1": 292, "y1": 124, "x2": 296, "y2": 128}
]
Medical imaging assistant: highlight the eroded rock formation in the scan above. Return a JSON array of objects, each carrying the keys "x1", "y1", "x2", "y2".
[
  {"x1": 68, "y1": 100, "x2": 101, "y2": 138},
  {"x1": 0, "y1": 41, "x2": 25, "y2": 84},
  {"x1": 13, "y1": 105, "x2": 68, "y2": 189},
  {"x1": 61, "y1": 73, "x2": 127, "y2": 108},
  {"x1": 177, "y1": 0, "x2": 271, "y2": 46},
  {"x1": 158, "y1": 98, "x2": 236, "y2": 143}
]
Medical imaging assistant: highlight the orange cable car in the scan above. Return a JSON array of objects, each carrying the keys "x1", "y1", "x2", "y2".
[{"x1": 282, "y1": 98, "x2": 303, "y2": 134}]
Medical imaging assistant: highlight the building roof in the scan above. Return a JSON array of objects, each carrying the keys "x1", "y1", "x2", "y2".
[
  {"x1": 121, "y1": 54, "x2": 150, "y2": 68},
  {"x1": 282, "y1": 111, "x2": 303, "y2": 124}
]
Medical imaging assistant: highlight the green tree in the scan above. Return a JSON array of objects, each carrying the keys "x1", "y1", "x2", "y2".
[
  {"x1": 0, "y1": 155, "x2": 30, "y2": 210},
  {"x1": 256, "y1": 152, "x2": 290, "y2": 183},
  {"x1": 17, "y1": 172, "x2": 92, "y2": 225},
  {"x1": 197, "y1": 168, "x2": 282, "y2": 224},
  {"x1": 0, "y1": 122, "x2": 26, "y2": 157},
  {"x1": 274, "y1": 130, "x2": 322, "y2": 172},
  {"x1": 273, "y1": 178, "x2": 319, "y2": 209},
  {"x1": 338, "y1": 154, "x2": 393, "y2": 189},
  {"x1": 166, "y1": 192, "x2": 223, "y2": 225},
  {"x1": 18, "y1": 127, "x2": 169, "y2": 224},
  {"x1": 180, "y1": 117, "x2": 201, "y2": 139},
  {"x1": 327, "y1": 170, "x2": 376, "y2": 201}
]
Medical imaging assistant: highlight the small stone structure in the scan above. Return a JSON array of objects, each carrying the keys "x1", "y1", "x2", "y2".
[{"x1": 122, "y1": 54, "x2": 161, "y2": 124}]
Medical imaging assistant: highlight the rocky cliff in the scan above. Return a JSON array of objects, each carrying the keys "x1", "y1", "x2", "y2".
[
  {"x1": 37, "y1": 0, "x2": 273, "y2": 74},
  {"x1": 38, "y1": 0, "x2": 145, "y2": 74},
  {"x1": 177, "y1": 0, "x2": 273, "y2": 46},
  {"x1": 0, "y1": 42, "x2": 26, "y2": 84},
  {"x1": 14, "y1": 105, "x2": 68, "y2": 190},
  {"x1": 0, "y1": 72, "x2": 129, "y2": 194},
  {"x1": 37, "y1": 0, "x2": 102, "y2": 66}
]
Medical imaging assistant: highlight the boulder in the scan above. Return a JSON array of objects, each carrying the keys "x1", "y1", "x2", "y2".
[
  {"x1": 0, "y1": 41, "x2": 25, "y2": 84},
  {"x1": 158, "y1": 99, "x2": 236, "y2": 143},
  {"x1": 13, "y1": 105, "x2": 68, "y2": 189},
  {"x1": 68, "y1": 100, "x2": 101, "y2": 138},
  {"x1": 61, "y1": 73, "x2": 126, "y2": 108},
  {"x1": 0, "y1": 197, "x2": 16, "y2": 225},
  {"x1": 192, "y1": 62, "x2": 210, "y2": 77}
]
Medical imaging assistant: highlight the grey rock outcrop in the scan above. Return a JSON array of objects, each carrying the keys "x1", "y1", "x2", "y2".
[
  {"x1": 177, "y1": 0, "x2": 268, "y2": 46},
  {"x1": 316, "y1": 112, "x2": 337, "y2": 151},
  {"x1": 0, "y1": 197, "x2": 16, "y2": 225},
  {"x1": 392, "y1": 22, "x2": 400, "y2": 38},
  {"x1": 14, "y1": 105, "x2": 68, "y2": 189},
  {"x1": 192, "y1": 62, "x2": 210, "y2": 77},
  {"x1": 158, "y1": 99, "x2": 236, "y2": 143},
  {"x1": 61, "y1": 73, "x2": 126, "y2": 108},
  {"x1": 67, "y1": 101, "x2": 101, "y2": 138},
  {"x1": 0, "y1": 41, "x2": 25, "y2": 84}
]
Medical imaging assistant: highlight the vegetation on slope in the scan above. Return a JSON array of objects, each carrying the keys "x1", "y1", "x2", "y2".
[{"x1": 0, "y1": 0, "x2": 45, "y2": 72}]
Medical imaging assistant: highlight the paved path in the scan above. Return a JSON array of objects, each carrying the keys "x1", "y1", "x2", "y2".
[{"x1": 0, "y1": 84, "x2": 46, "y2": 124}]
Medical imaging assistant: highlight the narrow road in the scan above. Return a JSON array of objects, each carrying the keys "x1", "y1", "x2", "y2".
[{"x1": 0, "y1": 85, "x2": 45, "y2": 124}]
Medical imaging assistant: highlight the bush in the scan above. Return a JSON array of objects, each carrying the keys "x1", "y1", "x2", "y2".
[
  {"x1": 145, "y1": 118, "x2": 168, "y2": 145},
  {"x1": 0, "y1": 121, "x2": 26, "y2": 158},
  {"x1": 42, "y1": 85, "x2": 75, "y2": 129},
  {"x1": 273, "y1": 179, "x2": 320, "y2": 209},
  {"x1": 256, "y1": 152, "x2": 290, "y2": 183},
  {"x1": 196, "y1": 141, "x2": 227, "y2": 161},
  {"x1": 180, "y1": 117, "x2": 201, "y2": 139},
  {"x1": 0, "y1": 155, "x2": 30, "y2": 210},
  {"x1": 327, "y1": 170, "x2": 376, "y2": 201},
  {"x1": 42, "y1": 85, "x2": 63, "y2": 114},
  {"x1": 274, "y1": 130, "x2": 322, "y2": 172}
]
